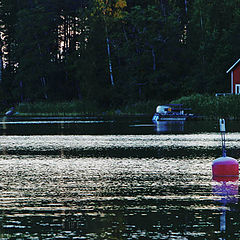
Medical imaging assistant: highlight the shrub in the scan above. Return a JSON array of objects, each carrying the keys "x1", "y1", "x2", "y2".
[{"x1": 171, "y1": 94, "x2": 240, "y2": 119}]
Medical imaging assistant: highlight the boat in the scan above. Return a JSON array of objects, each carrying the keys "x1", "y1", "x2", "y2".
[{"x1": 152, "y1": 104, "x2": 194, "y2": 123}]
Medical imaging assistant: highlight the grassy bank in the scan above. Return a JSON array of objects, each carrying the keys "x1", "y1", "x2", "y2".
[
  {"x1": 8, "y1": 94, "x2": 240, "y2": 119},
  {"x1": 15, "y1": 101, "x2": 101, "y2": 116},
  {"x1": 171, "y1": 94, "x2": 240, "y2": 119},
  {"x1": 13, "y1": 100, "x2": 159, "y2": 117}
]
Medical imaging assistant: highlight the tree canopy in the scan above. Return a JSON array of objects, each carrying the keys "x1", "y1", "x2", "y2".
[{"x1": 0, "y1": 0, "x2": 239, "y2": 108}]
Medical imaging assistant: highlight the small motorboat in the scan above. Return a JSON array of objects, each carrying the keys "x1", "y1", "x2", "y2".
[{"x1": 152, "y1": 104, "x2": 194, "y2": 123}]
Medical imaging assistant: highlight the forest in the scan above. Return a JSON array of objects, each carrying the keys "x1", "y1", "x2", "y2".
[{"x1": 0, "y1": 0, "x2": 240, "y2": 110}]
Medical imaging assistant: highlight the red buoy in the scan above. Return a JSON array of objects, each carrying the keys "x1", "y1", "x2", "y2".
[
  {"x1": 212, "y1": 119, "x2": 239, "y2": 180},
  {"x1": 212, "y1": 156, "x2": 239, "y2": 180}
]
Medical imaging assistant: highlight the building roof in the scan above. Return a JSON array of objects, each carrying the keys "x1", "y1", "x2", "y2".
[{"x1": 226, "y1": 58, "x2": 240, "y2": 73}]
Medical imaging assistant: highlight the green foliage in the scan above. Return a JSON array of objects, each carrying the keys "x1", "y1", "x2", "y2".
[
  {"x1": 186, "y1": 0, "x2": 240, "y2": 93},
  {"x1": 121, "y1": 100, "x2": 159, "y2": 115},
  {"x1": 12, "y1": 95, "x2": 240, "y2": 119},
  {"x1": 16, "y1": 101, "x2": 101, "y2": 116},
  {"x1": 0, "y1": 0, "x2": 240, "y2": 111},
  {"x1": 15, "y1": 99, "x2": 159, "y2": 116},
  {"x1": 110, "y1": 3, "x2": 184, "y2": 101},
  {"x1": 172, "y1": 94, "x2": 240, "y2": 119}
]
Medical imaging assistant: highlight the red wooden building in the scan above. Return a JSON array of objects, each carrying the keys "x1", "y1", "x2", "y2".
[{"x1": 226, "y1": 58, "x2": 240, "y2": 94}]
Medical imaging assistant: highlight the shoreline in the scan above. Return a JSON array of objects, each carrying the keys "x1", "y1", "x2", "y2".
[
  {"x1": 0, "y1": 113, "x2": 234, "y2": 121},
  {"x1": 3, "y1": 94, "x2": 240, "y2": 120}
]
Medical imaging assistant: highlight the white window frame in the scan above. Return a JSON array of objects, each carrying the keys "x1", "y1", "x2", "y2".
[{"x1": 235, "y1": 84, "x2": 240, "y2": 95}]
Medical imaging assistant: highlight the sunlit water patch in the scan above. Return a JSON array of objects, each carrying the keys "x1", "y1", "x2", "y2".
[
  {"x1": 0, "y1": 133, "x2": 239, "y2": 158},
  {"x1": 0, "y1": 133, "x2": 239, "y2": 238}
]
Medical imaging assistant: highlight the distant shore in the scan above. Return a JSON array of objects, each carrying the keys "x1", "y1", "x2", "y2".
[
  {"x1": 171, "y1": 94, "x2": 240, "y2": 120},
  {"x1": 5, "y1": 100, "x2": 157, "y2": 118},
  {"x1": 3, "y1": 94, "x2": 240, "y2": 120}
]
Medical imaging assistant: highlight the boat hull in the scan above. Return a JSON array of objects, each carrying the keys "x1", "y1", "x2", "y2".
[
  {"x1": 152, "y1": 113, "x2": 187, "y2": 123},
  {"x1": 157, "y1": 117, "x2": 187, "y2": 121}
]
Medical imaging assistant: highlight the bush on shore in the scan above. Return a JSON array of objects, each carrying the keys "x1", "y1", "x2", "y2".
[
  {"x1": 171, "y1": 94, "x2": 240, "y2": 119},
  {"x1": 14, "y1": 100, "x2": 160, "y2": 116},
  {"x1": 12, "y1": 94, "x2": 240, "y2": 119},
  {"x1": 15, "y1": 101, "x2": 100, "y2": 116}
]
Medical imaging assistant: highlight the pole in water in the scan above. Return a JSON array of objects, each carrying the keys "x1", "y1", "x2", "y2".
[
  {"x1": 212, "y1": 119, "x2": 239, "y2": 180},
  {"x1": 219, "y1": 119, "x2": 226, "y2": 157}
]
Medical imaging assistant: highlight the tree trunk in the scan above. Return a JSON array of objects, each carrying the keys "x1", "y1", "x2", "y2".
[
  {"x1": 41, "y1": 76, "x2": 48, "y2": 99},
  {"x1": 151, "y1": 47, "x2": 156, "y2": 72},
  {"x1": 105, "y1": 24, "x2": 114, "y2": 86},
  {"x1": 185, "y1": 0, "x2": 188, "y2": 14}
]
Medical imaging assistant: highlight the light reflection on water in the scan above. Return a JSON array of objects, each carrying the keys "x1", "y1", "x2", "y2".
[
  {"x1": 0, "y1": 154, "x2": 212, "y2": 239},
  {"x1": 0, "y1": 134, "x2": 231, "y2": 149},
  {"x1": 0, "y1": 123, "x2": 239, "y2": 238}
]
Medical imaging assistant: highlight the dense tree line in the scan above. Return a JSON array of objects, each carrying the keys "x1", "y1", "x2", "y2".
[{"x1": 0, "y1": 0, "x2": 239, "y2": 108}]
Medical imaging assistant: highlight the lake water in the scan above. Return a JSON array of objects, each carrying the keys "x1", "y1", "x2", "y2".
[{"x1": 0, "y1": 116, "x2": 239, "y2": 239}]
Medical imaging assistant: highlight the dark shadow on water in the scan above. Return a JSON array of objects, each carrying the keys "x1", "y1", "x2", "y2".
[
  {"x1": 1, "y1": 147, "x2": 240, "y2": 160},
  {"x1": 0, "y1": 116, "x2": 226, "y2": 135}
]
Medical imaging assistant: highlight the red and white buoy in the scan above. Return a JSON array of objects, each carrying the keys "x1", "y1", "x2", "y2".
[{"x1": 212, "y1": 119, "x2": 239, "y2": 180}]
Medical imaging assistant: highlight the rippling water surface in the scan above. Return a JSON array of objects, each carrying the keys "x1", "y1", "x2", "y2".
[{"x1": 0, "y1": 118, "x2": 239, "y2": 239}]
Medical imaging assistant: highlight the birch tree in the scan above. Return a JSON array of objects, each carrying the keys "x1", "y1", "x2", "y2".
[{"x1": 94, "y1": 0, "x2": 127, "y2": 86}]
